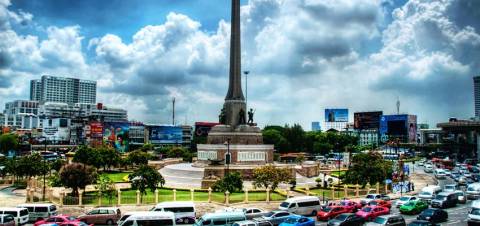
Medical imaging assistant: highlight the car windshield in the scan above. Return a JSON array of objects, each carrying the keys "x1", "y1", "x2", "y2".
[
  {"x1": 284, "y1": 218, "x2": 299, "y2": 224},
  {"x1": 422, "y1": 209, "x2": 435, "y2": 216},
  {"x1": 265, "y1": 212, "x2": 274, "y2": 217},
  {"x1": 370, "y1": 201, "x2": 378, "y2": 205},
  {"x1": 420, "y1": 191, "x2": 431, "y2": 196},
  {"x1": 400, "y1": 197, "x2": 410, "y2": 201},
  {"x1": 405, "y1": 202, "x2": 415, "y2": 206},
  {"x1": 374, "y1": 217, "x2": 387, "y2": 224},
  {"x1": 362, "y1": 207, "x2": 372, "y2": 212},
  {"x1": 435, "y1": 195, "x2": 447, "y2": 201},
  {"x1": 471, "y1": 209, "x2": 480, "y2": 215},
  {"x1": 280, "y1": 202, "x2": 289, "y2": 208},
  {"x1": 322, "y1": 207, "x2": 332, "y2": 212},
  {"x1": 408, "y1": 222, "x2": 429, "y2": 226},
  {"x1": 335, "y1": 214, "x2": 349, "y2": 221},
  {"x1": 340, "y1": 201, "x2": 348, "y2": 206},
  {"x1": 366, "y1": 195, "x2": 375, "y2": 199},
  {"x1": 468, "y1": 187, "x2": 477, "y2": 191},
  {"x1": 67, "y1": 216, "x2": 76, "y2": 221}
]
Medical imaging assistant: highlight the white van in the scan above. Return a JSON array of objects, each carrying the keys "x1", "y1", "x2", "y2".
[
  {"x1": 434, "y1": 169, "x2": 446, "y2": 179},
  {"x1": 418, "y1": 185, "x2": 442, "y2": 203},
  {"x1": 119, "y1": 212, "x2": 176, "y2": 226},
  {"x1": 278, "y1": 196, "x2": 322, "y2": 216},
  {"x1": 118, "y1": 212, "x2": 150, "y2": 226},
  {"x1": 151, "y1": 201, "x2": 196, "y2": 224},
  {"x1": 0, "y1": 208, "x2": 29, "y2": 225},
  {"x1": 17, "y1": 204, "x2": 57, "y2": 222},
  {"x1": 194, "y1": 212, "x2": 246, "y2": 226},
  {"x1": 468, "y1": 200, "x2": 480, "y2": 225},
  {"x1": 467, "y1": 183, "x2": 480, "y2": 200}
]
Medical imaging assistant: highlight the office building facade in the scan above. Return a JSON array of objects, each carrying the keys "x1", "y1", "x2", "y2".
[
  {"x1": 4, "y1": 100, "x2": 39, "y2": 115},
  {"x1": 30, "y1": 75, "x2": 97, "y2": 105},
  {"x1": 474, "y1": 76, "x2": 480, "y2": 117}
]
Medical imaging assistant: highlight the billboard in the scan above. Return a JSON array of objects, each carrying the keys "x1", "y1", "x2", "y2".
[
  {"x1": 103, "y1": 123, "x2": 129, "y2": 152},
  {"x1": 89, "y1": 122, "x2": 103, "y2": 138},
  {"x1": 325, "y1": 109, "x2": 349, "y2": 122},
  {"x1": 194, "y1": 122, "x2": 220, "y2": 137},
  {"x1": 408, "y1": 115, "x2": 417, "y2": 143},
  {"x1": 354, "y1": 111, "x2": 383, "y2": 130},
  {"x1": 380, "y1": 114, "x2": 418, "y2": 143},
  {"x1": 149, "y1": 125, "x2": 183, "y2": 144}
]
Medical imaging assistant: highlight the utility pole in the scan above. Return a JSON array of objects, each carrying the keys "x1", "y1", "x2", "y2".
[{"x1": 172, "y1": 98, "x2": 176, "y2": 126}]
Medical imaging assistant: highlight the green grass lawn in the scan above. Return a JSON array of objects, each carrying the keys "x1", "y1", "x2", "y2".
[
  {"x1": 65, "y1": 188, "x2": 286, "y2": 206},
  {"x1": 330, "y1": 171, "x2": 347, "y2": 178},
  {"x1": 307, "y1": 188, "x2": 346, "y2": 199},
  {"x1": 100, "y1": 172, "x2": 130, "y2": 183}
]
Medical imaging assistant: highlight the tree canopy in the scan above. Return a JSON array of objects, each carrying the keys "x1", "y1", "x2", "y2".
[
  {"x1": 59, "y1": 163, "x2": 97, "y2": 197},
  {"x1": 128, "y1": 165, "x2": 164, "y2": 200},
  {"x1": 343, "y1": 152, "x2": 393, "y2": 187},
  {"x1": 212, "y1": 172, "x2": 243, "y2": 193},
  {"x1": 252, "y1": 165, "x2": 293, "y2": 190},
  {"x1": 0, "y1": 133, "x2": 18, "y2": 154}
]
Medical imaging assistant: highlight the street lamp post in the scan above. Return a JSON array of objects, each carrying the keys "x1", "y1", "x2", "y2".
[{"x1": 224, "y1": 139, "x2": 231, "y2": 176}]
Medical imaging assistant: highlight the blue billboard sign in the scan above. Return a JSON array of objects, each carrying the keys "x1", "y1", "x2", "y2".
[
  {"x1": 325, "y1": 109, "x2": 349, "y2": 122},
  {"x1": 149, "y1": 126, "x2": 183, "y2": 144}
]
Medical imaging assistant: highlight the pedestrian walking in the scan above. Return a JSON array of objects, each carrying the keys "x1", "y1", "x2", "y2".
[{"x1": 411, "y1": 182, "x2": 415, "y2": 191}]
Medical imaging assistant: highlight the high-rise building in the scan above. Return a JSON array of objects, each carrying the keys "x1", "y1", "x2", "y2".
[
  {"x1": 474, "y1": 76, "x2": 480, "y2": 117},
  {"x1": 311, "y1": 122, "x2": 321, "y2": 131},
  {"x1": 30, "y1": 75, "x2": 97, "y2": 105},
  {"x1": 4, "y1": 100, "x2": 39, "y2": 115}
]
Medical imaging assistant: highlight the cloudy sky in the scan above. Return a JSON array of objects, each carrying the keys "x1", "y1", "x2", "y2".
[{"x1": 1, "y1": 0, "x2": 479, "y2": 129}]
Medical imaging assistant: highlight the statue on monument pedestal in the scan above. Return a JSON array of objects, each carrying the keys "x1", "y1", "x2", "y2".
[
  {"x1": 248, "y1": 108, "x2": 255, "y2": 124},
  {"x1": 238, "y1": 108, "x2": 246, "y2": 124},
  {"x1": 219, "y1": 107, "x2": 226, "y2": 124}
]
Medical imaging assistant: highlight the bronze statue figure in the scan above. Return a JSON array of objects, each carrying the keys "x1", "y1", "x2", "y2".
[
  {"x1": 238, "y1": 108, "x2": 246, "y2": 124},
  {"x1": 248, "y1": 108, "x2": 255, "y2": 124},
  {"x1": 219, "y1": 107, "x2": 226, "y2": 124}
]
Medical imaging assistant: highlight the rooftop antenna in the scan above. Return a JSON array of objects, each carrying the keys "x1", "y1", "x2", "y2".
[{"x1": 396, "y1": 96, "x2": 400, "y2": 115}]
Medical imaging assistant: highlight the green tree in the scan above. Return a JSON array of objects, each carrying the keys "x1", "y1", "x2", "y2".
[
  {"x1": 59, "y1": 163, "x2": 97, "y2": 197},
  {"x1": 262, "y1": 129, "x2": 289, "y2": 152},
  {"x1": 127, "y1": 150, "x2": 151, "y2": 166},
  {"x1": 252, "y1": 165, "x2": 293, "y2": 190},
  {"x1": 50, "y1": 159, "x2": 66, "y2": 173},
  {"x1": 343, "y1": 152, "x2": 393, "y2": 187},
  {"x1": 0, "y1": 134, "x2": 18, "y2": 155},
  {"x1": 128, "y1": 165, "x2": 164, "y2": 202},
  {"x1": 73, "y1": 146, "x2": 102, "y2": 168},
  {"x1": 212, "y1": 172, "x2": 243, "y2": 193},
  {"x1": 98, "y1": 147, "x2": 120, "y2": 171},
  {"x1": 283, "y1": 124, "x2": 306, "y2": 152},
  {"x1": 96, "y1": 175, "x2": 116, "y2": 204}
]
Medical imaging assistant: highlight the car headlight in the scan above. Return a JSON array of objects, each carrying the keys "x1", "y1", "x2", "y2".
[{"x1": 425, "y1": 217, "x2": 431, "y2": 220}]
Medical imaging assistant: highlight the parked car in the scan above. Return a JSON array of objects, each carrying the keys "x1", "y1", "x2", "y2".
[
  {"x1": 151, "y1": 201, "x2": 196, "y2": 224},
  {"x1": 355, "y1": 206, "x2": 390, "y2": 221},
  {"x1": 255, "y1": 210, "x2": 292, "y2": 226},
  {"x1": 317, "y1": 206, "x2": 350, "y2": 221},
  {"x1": 17, "y1": 204, "x2": 58, "y2": 222},
  {"x1": 431, "y1": 192, "x2": 457, "y2": 208},
  {"x1": 327, "y1": 213, "x2": 365, "y2": 226},
  {"x1": 278, "y1": 216, "x2": 314, "y2": 226},
  {"x1": 34, "y1": 215, "x2": 80, "y2": 226},
  {"x1": 118, "y1": 212, "x2": 176, "y2": 226},
  {"x1": 366, "y1": 215, "x2": 406, "y2": 226},
  {"x1": 242, "y1": 208, "x2": 267, "y2": 220},
  {"x1": 338, "y1": 200, "x2": 362, "y2": 212},
  {"x1": 395, "y1": 196, "x2": 417, "y2": 208},
  {"x1": 0, "y1": 214, "x2": 15, "y2": 226},
  {"x1": 368, "y1": 200, "x2": 391, "y2": 209},
  {"x1": 279, "y1": 196, "x2": 322, "y2": 216},
  {"x1": 455, "y1": 190, "x2": 467, "y2": 204},
  {"x1": 399, "y1": 201, "x2": 428, "y2": 215},
  {"x1": 0, "y1": 207, "x2": 30, "y2": 225},
  {"x1": 233, "y1": 220, "x2": 273, "y2": 226},
  {"x1": 407, "y1": 220, "x2": 439, "y2": 226},
  {"x1": 77, "y1": 207, "x2": 121, "y2": 225},
  {"x1": 360, "y1": 194, "x2": 390, "y2": 206},
  {"x1": 416, "y1": 209, "x2": 448, "y2": 224}
]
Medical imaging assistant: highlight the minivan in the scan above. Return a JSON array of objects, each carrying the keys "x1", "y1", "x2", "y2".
[
  {"x1": 0, "y1": 214, "x2": 15, "y2": 226},
  {"x1": 467, "y1": 183, "x2": 480, "y2": 200},
  {"x1": 151, "y1": 201, "x2": 196, "y2": 224},
  {"x1": 17, "y1": 204, "x2": 57, "y2": 222},
  {"x1": 431, "y1": 192, "x2": 457, "y2": 208},
  {"x1": 0, "y1": 208, "x2": 29, "y2": 225},
  {"x1": 118, "y1": 212, "x2": 150, "y2": 226},
  {"x1": 194, "y1": 212, "x2": 246, "y2": 226},
  {"x1": 418, "y1": 185, "x2": 442, "y2": 203},
  {"x1": 77, "y1": 207, "x2": 121, "y2": 225},
  {"x1": 119, "y1": 212, "x2": 176, "y2": 226},
  {"x1": 278, "y1": 196, "x2": 322, "y2": 216},
  {"x1": 367, "y1": 214, "x2": 406, "y2": 226}
]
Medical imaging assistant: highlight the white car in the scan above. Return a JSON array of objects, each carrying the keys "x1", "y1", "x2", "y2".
[
  {"x1": 395, "y1": 196, "x2": 417, "y2": 207},
  {"x1": 424, "y1": 165, "x2": 434, "y2": 173}
]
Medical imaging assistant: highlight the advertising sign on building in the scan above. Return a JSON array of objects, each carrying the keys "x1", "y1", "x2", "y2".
[
  {"x1": 380, "y1": 114, "x2": 418, "y2": 143},
  {"x1": 354, "y1": 111, "x2": 383, "y2": 130},
  {"x1": 194, "y1": 122, "x2": 220, "y2": 137},
  {"x1": 408, "y1": 115, "x2": 417, "y2": 143},
  {"x1": 325, "y1": 109, "x2": 349, "y2": 122},
  {"x1": 103, "y1": 122, "x2": 129, "y2": 152},
  {"x1": 149, "y1": 125, "x2": 183, "y2": 144},
  {"x1": 90, "y1": 122, "x2": 103, "y2": 138}
]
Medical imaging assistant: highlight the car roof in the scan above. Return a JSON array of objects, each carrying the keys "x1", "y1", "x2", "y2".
[
  {"x1": 284, "y1": 196, "x2": 319, "y2": 202},
  {"x1": 17, "y1": 204, "x2": 56, "y2": 207},
  {"x1": 154, "y1": 201, "x2": 195, "y2": 208}
]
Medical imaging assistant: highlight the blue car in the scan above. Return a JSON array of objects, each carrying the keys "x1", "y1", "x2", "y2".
[{"x1": 279, "y1": 216, "x2": 315, "y2": 226}]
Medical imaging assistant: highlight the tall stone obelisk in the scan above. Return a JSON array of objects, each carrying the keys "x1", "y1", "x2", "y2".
[{"x1": 224, "y1": 0, "x2": 246, "y2": 128}]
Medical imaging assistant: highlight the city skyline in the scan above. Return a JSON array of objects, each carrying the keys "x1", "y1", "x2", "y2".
[{"x1": 1, "y1": 0, "x2": 480, "y2": 128}]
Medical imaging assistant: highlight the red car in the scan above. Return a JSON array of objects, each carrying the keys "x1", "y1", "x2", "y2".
[
  {"x1": 355, "y1": 206, "x2": 390, "y2": 221},
  {"x1": 339, "y1": 200, "x2": 362, "y2": 212},
  {"x1": 34, "y1": 215, "x2": 85, "y2": 226},
  {"x1": 59, "y1": 222, "x2": 92, "y2": 226},
  {"x1": 368, "y1": 199, "x2": 392, "y2": 209},
  {"x1": 317, "y1": 206, "x2": 351, "y2": 221}
]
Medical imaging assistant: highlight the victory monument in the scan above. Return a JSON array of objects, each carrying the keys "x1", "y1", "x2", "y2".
[{"x1": 196, "y1": 0, "x2": 275, "y2": 187}]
